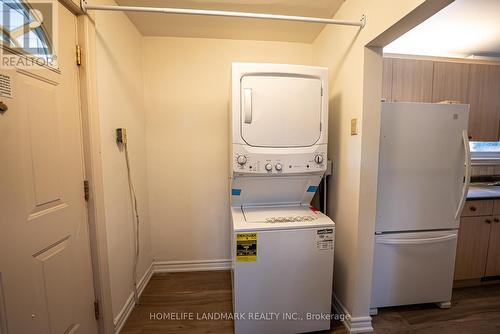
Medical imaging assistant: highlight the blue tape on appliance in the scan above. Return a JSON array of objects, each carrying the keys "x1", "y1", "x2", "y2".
[
  {"x1": 232, "y1": 188, "x2": 242, "y2": 196},
  {"x1": 306, "y1": 186, "x2": 317, "y2": 193}
]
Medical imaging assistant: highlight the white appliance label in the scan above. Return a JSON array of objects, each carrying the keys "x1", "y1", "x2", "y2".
[{"x1": 316, "y1": 228, "x2": 334, "y2": 250}]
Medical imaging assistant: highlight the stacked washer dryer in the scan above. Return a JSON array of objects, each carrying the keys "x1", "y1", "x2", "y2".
[{"x1": 230, "y1": 63, "x2": 335, "y2": 334}]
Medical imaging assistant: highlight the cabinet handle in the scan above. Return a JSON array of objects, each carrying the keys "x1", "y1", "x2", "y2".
[
  {"x1": 485, "y1": 219, "x2": 492, "y2": 224},
  {"x1": 494, "y1": 218, "x2": 500, "y2": 223},
  {"x1": 470, "y1": 206, "x2": 477, "y2": 211}
]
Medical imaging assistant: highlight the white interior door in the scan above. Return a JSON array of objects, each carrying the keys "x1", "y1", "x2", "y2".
[
  {"x1": 0, "y1": 4, "x2": 97, "y2": 334},
  {"x1": 240, "y1": 75, "x2": 322, "y2": 147}
]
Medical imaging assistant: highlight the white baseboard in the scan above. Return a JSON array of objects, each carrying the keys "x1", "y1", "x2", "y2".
[
  {"x1": 114, "y1": 262, "x2": 154, "y2": 334},
  {"x1": 332, "y1": 293, "x2": 373, "y2": 333},
  {"x1": 113, "y1": 293, "x2": 135, "y2": 334},
  {"x1": 153, "y1": 259, "x2": 231, "y2": 273},
  {"x1": 137, "y1": 262, "x2": 154, "y2": 296}
]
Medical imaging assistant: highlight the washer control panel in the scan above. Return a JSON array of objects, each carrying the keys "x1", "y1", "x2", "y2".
[{"x1": 233, "y1": 151, "x2": 326, "y2": 175}]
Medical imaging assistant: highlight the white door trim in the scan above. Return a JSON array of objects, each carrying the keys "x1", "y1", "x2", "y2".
[{"x1": 76, "y1": 11, "x2": 115, "y2": 334}]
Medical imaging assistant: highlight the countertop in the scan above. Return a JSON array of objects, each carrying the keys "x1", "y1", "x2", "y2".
[{"x1": 467, "y1": 184, "x2": 500, "y2": 200}]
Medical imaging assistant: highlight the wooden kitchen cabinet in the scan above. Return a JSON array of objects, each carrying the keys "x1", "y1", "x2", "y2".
[
  {"x1": 467, "y1": 64, "x2": 500, "y2": 141},
  {"x1": 383, "y1": 56, "x2": 500, "y2": 141},
  {"x1": 391, "y1": 58, "x2": 434, "y2": 102},
  {"x1": 432, "y1": 61, "x2": 470, "y2": 104},
  {"x1": 382, "y1": 58, "x2": 393, "y2": 102},
  {"x1": 461, "y1": 199, "x2": 493, "y2": 217},
  {"x1": 454, "y1": 216, "x2": 492, "y2": 280},
  {"x1": 485, "y1": 218, "x2": 500, "y2": 277},
  {"x1": 493, "y1": 199, "x2": 500, "y2": 215}
]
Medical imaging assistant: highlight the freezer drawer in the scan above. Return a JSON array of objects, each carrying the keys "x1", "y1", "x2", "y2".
[
  {"x1": 233, "y1": 227, "x2": 334, "y2": 334},
  {"x1": 371, "y1": 230, "x2": 458, "y2": 309}
]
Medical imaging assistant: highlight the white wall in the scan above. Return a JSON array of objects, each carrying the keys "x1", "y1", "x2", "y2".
[
  {"x1": 312, "y1": 0, "x2": 451, "y2": 323},
  {"x1": 142, "y1": 37, "x2": 313, "y2": 263},
  {"x1": 93, "y1": 1, "x2": 152, "y2": 322}
]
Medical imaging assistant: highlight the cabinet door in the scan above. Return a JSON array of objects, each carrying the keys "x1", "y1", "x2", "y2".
[
  {"x1": 391, "y1": 59, "x2": 434, "y2": 102},
  {"x1": 454, "y1": 216, "x2": 492, "y2": 280},
  {"x1": 493, "y1": 199, "x2": 500, "y2": 215},
  {"x1": 485, "y1": 217, "x2": 500, "y2": 277},
  {"x1": 468, "y1": 64, "x2": 500, "y2": 141},
  {"x1": 382, "y1": 58, "x2": 393, "y2": 102},
  {"x1": 432, "y1": 62, "x2": 470, "y2": 103}
]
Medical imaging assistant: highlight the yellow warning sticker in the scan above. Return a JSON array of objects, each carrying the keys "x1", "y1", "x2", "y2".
[{"x1": 236, "y1": 233, "x2": 257, "y2": 262}]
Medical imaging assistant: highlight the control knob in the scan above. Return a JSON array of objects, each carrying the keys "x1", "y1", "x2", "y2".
[
  {"x1": 314, "y1": 155, "x2": 324, "y2": 164},
  {"x1": 275, "y1": 163, "x2": 282, "y2": 171},
  {"x1": 236, "y1": 155, "x2": 247, "y2": 165},
  {"x1": 265, "y1": 163, "x2": 273, "y2": 171}
]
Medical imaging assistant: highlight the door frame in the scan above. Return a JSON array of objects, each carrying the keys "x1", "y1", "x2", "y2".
[
  {"x1": 58, "y1": 1, "x2": 114, "y2": 333},
  {"x1": 74, "y1": 9, "x2": 116, "y2": 334}
]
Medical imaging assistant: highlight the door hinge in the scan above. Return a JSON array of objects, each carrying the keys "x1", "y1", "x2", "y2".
[
  {"x1": 321, "y1": 86, "x2": 323, "y2": 96},
  {"x1": 76, "y1": 44, "x2": 82, "y2": 66},
  {"x1": 84, "y1": 180, "x2": 90, "y2": 201},
  {"x1": 94, "y1": 300, "x2": 100, "y2": 320}
]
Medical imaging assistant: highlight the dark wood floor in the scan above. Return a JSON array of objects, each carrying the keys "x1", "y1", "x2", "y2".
[{"x1": 121, "y1": 271, "x2": 500, "y2": 334}]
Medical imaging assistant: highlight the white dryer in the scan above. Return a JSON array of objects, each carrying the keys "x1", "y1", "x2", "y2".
[
  {"x1": 230, "y1": 62, "x2": 328, "y2": 178},
  {"x1": 230, "y1": 63, "x2": 335, "y2": 334}
]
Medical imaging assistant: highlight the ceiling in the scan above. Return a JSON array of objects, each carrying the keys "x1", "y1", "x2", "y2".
[
  {"x1": 384, "y1": 0, "x2": 500, "y2": 58},
  {"x1": 114, "y1": 0, "x2": 345, "y2": 43}
]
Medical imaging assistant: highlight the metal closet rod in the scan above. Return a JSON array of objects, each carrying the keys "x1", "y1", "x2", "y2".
[{"x1": 81, "y1": 1, "x2": 366, "y2": 28}]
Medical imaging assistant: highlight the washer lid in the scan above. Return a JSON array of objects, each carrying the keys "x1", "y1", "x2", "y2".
[
  {"x1": 240, "y1": 74, "x2": 322, "y2": 148},
  {"x1": 232, "y1": 205, "x2": 335, "y2": 232}
]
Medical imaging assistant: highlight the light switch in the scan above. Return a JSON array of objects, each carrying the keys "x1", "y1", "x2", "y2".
[{"x1": 351, "y1": 118, "x2": 358, "y2": 135}]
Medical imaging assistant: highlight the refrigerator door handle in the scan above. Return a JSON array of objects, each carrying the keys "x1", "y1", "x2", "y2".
[
  {"x1": 454, "y1": 130, "x2": 471, "y2": 220},
  {"x1": 376, "y1": 234, "x2": 457, "y2": 245}
]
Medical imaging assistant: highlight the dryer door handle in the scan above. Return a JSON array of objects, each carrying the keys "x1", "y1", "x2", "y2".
[{"x1": 243, "y1": 88, "x2": 253, "y2": 124}]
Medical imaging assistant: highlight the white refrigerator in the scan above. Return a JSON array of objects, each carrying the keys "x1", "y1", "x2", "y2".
[{"x1": 371, "y1": 102, "x2": 471, "y2": 311}]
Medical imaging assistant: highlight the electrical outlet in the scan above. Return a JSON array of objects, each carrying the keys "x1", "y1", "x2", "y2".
[{"x1": 116, "y1": 128, "x2": 127, "y2": 144}]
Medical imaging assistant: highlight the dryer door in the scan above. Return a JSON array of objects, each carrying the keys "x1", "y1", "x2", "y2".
[{"x1": 240, "y1": 74, "x2": 322, "y2": 147}]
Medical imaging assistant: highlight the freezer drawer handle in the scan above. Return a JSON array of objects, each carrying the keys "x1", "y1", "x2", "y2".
[
  {"x1": 376, "y1": 234, "x2": 457, "y2": 245},
  {"x1": 243, "y1": 88, "x2": 253, "y2": 124},
  {"x1": 454, "y1": 130, "x2": 471, "y2": 220}
]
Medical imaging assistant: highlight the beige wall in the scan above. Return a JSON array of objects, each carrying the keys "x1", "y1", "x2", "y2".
[
  {"x1": 94, "y1": 1, "x2": 153, "y2": 322},
  {"x1": 312, "y1": 0, "x2": 452, "y2": 322},
  {"x1": 142, "y1": 37, "x2": 312, "y2": 263}
]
